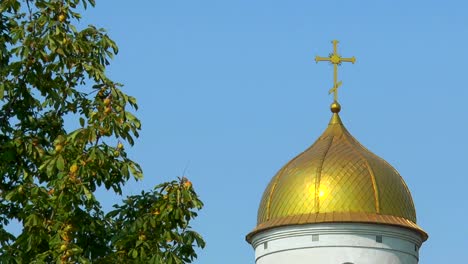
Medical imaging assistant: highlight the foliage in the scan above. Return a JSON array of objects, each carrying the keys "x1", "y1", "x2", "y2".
[
  {"x1": 0, "y1": 0, "x2": 204, "y2": 263},
  {"x1": 107, "y1": 179, "x2": 205, "y2": 264}
]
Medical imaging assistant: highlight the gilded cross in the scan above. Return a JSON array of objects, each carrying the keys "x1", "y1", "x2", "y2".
[{"x1": 315, "y1": 40, "x2": 356, "y2": 102}]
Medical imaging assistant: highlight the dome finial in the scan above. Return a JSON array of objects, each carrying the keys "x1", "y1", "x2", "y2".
[
  {"x1": 315, "y1": 40, "x2": 356, "y2": 112},
  {"x1": 330, "y1": 101, "x2": 341, "y2": 113}
]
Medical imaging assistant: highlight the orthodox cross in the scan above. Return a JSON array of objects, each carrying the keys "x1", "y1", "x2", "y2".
[{"x1": 315, "y1": 40, "x2": 356, "y2": 102}]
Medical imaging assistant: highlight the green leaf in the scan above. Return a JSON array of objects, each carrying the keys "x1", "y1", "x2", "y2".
[
  {"x1": 83, "y1": 186, "x2": 92, "y2": 200},
  {"x1": 136, "y1": 240, "x2": 143, "y2": 247},
  {"x1": 5, "y1": 191, "x2": 15, "y2": 201},
  {"x1": 47, "y1": 157, "x2": 57, "y2": 176},
  {"x1": 131, "y1": 249, "x2": 138, "y2": 259},
  {"x1": 56, "y1": 154, "x2": 65, "y2": 171}
]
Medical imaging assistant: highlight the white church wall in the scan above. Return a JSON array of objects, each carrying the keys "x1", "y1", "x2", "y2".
[{"x1": 250, "y1": 223, "x2": 423, "y2": 264}]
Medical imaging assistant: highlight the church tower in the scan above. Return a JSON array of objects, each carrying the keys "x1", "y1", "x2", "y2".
[{"x1": 246, "y1": 40, "x2": 427, "y2": 264}]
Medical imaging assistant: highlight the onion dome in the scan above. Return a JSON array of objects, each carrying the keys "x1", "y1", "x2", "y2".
[{"x1": 246, "y1": 104, "x2": 427, "y2": 242}]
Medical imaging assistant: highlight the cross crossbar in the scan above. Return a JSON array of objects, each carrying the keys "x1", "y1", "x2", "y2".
[{"x1": 315, "y1": 40, "x2": 356, "y2": 102}]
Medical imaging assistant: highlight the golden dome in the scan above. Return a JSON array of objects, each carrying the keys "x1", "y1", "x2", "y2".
[{"x1": 247, "y1": 112, "x2": 427, "y2": 242}]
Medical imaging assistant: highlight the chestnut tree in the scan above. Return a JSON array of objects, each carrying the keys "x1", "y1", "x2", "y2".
[{"x1": 0, "y1": 0, "x2": 204, "y2": 263}]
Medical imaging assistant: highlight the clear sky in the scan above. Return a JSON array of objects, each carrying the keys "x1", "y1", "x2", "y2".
[{"x1": 79, "y1": 1, "x2": 468, "y2": 263}]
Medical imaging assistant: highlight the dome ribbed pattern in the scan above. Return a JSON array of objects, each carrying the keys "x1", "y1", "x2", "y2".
[{"x1": 247, "y1": 113, "x2": 427, "y2": 242}]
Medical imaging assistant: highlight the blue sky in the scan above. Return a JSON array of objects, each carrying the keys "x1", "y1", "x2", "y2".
[{"x1": 80, "y1": 1, "x2": 467, "y2": 263}]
